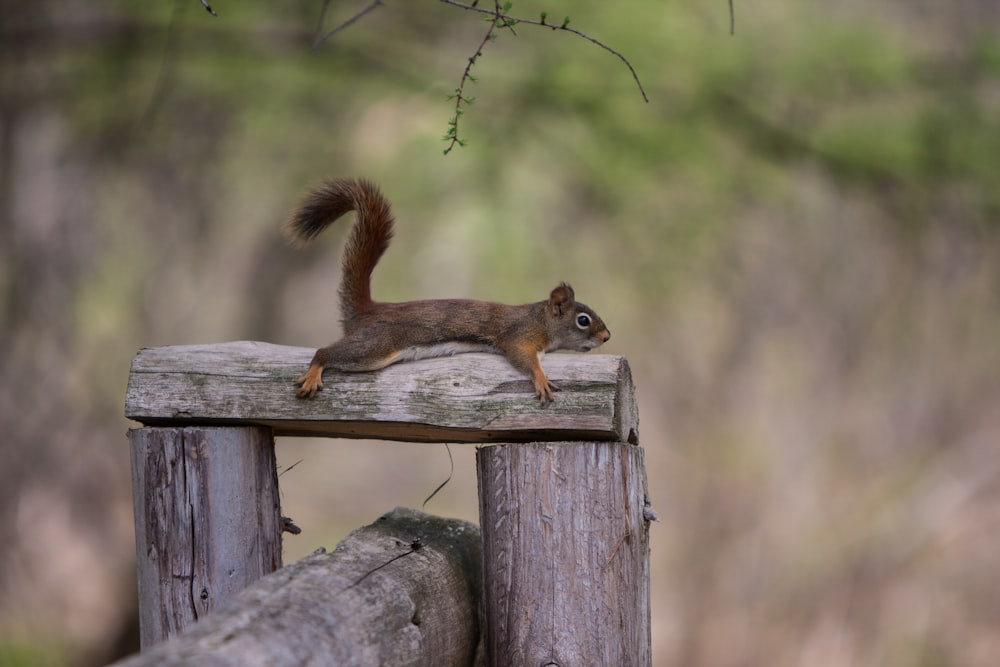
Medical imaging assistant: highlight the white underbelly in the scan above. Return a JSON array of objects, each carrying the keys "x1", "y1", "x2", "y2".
[{"x1": 389, "y1": 342, "x2": 496, "y2": 364}]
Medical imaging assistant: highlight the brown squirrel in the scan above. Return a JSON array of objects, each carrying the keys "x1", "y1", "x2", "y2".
[{"x1": 283, "y1": 178, "x2": 610, "y2": 404}]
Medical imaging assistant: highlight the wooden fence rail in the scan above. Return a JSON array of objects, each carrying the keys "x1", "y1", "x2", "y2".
[
  {"x1": 118, "y1": 341, "x2": 649, "y2": 666},
  {"x1": 112, "y1": 508, "x2": 484, "y2": 667}
]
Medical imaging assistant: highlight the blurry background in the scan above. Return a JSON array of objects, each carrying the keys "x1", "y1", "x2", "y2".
[{"x1": 2, "y1": 0, "x2": 999, "y2": 665}]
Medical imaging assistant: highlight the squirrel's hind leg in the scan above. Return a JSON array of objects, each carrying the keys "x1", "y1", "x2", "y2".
[{"x1": 294, "y1": 335, "x2": 402, "y2": 399}]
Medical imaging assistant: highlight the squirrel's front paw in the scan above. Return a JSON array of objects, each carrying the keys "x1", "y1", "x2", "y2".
[
  {"x1": 294, "y1": 364, "x2": 324, "y2": 399},
  {"x1": 534, "y1": 378, "x2": 560, "y2": 405}
]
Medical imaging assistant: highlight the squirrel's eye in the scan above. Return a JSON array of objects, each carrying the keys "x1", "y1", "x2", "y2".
[{"x1": 576, "y1": 313, "x2": 591, "y2": 329}]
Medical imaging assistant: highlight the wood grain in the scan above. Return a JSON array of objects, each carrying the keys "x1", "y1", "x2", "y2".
[
  {"x1": 477, "y1": 441, "x2": 652, "y2": 666},
  {"x1": 125, "y1": 341, "x2": 638, "y2": 444},
  {"x1": 112, "y1": 508, "x2": 484, "y2": 667},
  {"x1": 128, "y1": 426, "x2": 282, "y2": 649}
]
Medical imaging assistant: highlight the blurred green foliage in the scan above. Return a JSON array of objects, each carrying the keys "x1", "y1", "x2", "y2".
[
  {"x1": 0, "y1": 644, "x2": 62, "y2": 667},
  {"x1": 2, "y1": 1, "x2": 999, "y2": 665}
]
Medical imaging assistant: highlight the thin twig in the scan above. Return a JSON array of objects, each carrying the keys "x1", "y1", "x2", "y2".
[
  {"x1": 422, "y1": 444, "x2": 454, "y2": 508},
  {"x1": 443, "y1": 7, "x2": 504, "y2": 154},
  {"x1": 313, "y1": 0, "x2": 384, "y2": 51},
  {"x1": 494, "y1": 0, "x2": 518, "y2": 37},
  {"x1": 343, "y1": 538, "x2": 423, "y2": 591},
  {"x1": 440, "y1": 0, "x2": 649, "y2": 103},
  {"x1": 729, "y1": 0, "x2": 735, "y2": 35},
  {"x1": 315, "y1": 0, "x2": 333, "y2": 38},
  {"x1": 199, "y1": 0, "x2": 217, "y2": 16}
]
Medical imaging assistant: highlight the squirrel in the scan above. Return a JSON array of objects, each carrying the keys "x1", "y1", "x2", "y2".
[{"x1": 283, "y1": 177, "x2": 611, "y2": 404}]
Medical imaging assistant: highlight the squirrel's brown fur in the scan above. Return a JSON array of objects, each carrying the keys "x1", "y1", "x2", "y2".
[{"x1": 284, "y1": 178, "x2": 610, "y2": 404}]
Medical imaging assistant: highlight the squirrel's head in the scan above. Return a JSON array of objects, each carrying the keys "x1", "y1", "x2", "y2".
[{"x1": 546, "y1": 282, "x2": 611, "y2": 352}]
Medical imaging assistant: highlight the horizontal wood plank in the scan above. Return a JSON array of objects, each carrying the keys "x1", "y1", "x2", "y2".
[{"x1": 125, "y1": 341, "x2": 638, "y2": 444}]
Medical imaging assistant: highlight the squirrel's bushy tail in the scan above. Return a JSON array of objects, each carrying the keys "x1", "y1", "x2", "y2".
[{"x1": 283, "y1": 178, "x2": 394, "y2": 324}]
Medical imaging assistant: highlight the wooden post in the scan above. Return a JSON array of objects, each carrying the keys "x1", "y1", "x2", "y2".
[
  {"x1": 128, "y1": 426, "x2": 282, "y2": 649},
  {"x1": 477, "y1": 441, "x2": 651, "y2": 667}
]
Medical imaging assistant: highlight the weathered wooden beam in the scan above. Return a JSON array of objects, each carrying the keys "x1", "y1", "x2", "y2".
[
  {"x1": 111, "y1": 508, "x2": 484, "y2": 667},
  {"x1": 477, "y1": 441, "x2": 652, "y2": 666},
  {"x1": 128, "y1": 426, "x2": 282, "y2": 650},
  {"x1": 125, "y1": 342, "x2": 638, "y2": 444}
]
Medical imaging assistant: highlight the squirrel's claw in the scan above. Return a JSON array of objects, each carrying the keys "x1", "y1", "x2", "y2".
[
  {"x1": 535, "y1": 378, "x2": 560, "y2": 405},
  {"x1": 294, "y1": 364, "x2": 324, "y2": 399}
]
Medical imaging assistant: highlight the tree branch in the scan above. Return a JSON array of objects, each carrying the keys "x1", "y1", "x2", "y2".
[
  {"x1": 305, "y1": 0, "x2": 651, "y2": 154},
  {"x1": 440, "y1": 0, "x2": 648, "y2": 152},
  {"x1": 442, "y1": 4, "x2": 504, "y2": 154},
  {"x1": 312, "y1": 0, "x2": 385, "y2": 51}
]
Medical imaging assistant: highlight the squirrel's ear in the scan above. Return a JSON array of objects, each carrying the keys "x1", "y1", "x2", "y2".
[{"x1": 549, "y1": 282, "x2": 575, "y2": 316}]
